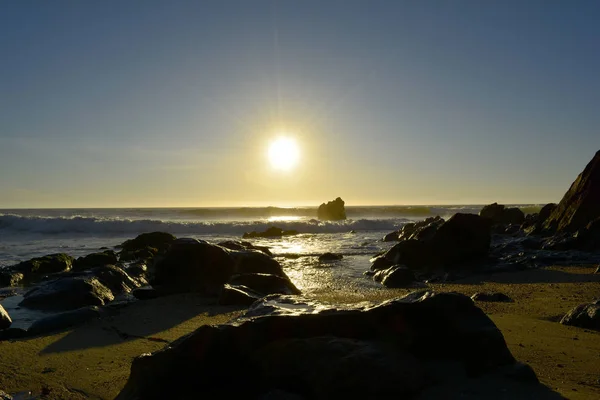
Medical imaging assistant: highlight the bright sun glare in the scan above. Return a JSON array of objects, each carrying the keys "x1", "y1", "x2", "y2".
[{"x1": 268, "y1": 137, "x2": 300, "y2": 171}]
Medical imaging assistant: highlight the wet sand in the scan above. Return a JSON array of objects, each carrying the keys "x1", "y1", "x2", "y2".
[{"x1": 1, "y1": 265, "x2": 599, "y2": 399}]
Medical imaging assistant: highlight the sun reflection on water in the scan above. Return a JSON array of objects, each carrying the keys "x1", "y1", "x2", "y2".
[{"x1": 267, "y1": 215, "x2": 302, "y2": 222}]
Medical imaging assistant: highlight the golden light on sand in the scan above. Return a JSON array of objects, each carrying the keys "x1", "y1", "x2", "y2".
[{"x1": 268, "y1": 136, "x2": 300, "y2": 171}]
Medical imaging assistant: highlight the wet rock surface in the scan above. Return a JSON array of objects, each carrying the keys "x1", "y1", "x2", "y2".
[
  {"x1": 72, "y1": 250, "x2": 119, "y2": 271},
  {"x1": 115, "y1": 291, "x2": 536, "y2": 400},
  {"x1": 560, "y1": 299, "x2": 600, "y2": 331},
  {"x1": 318, "y1": 252, "x2": 343, "y2": 262},
  {"x1": 19, "y1": 277, "x2": 114, "y2": 311},
  {"x1": 243, "y1": 227, "x2": 299, "y2": 239},
  {"x1": 373, "y1": 265, "x2": 415, "y2": 288}
]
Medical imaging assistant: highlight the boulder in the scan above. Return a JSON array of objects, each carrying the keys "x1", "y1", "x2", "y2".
[
  {"x1": 243, "y1": 227, "x2": 299, "y2": 239},
  {"x1": 479, "y1": 203, "x2": 525, "y2": 226},
  {"x1": 120, "y1": 246, "x2": 159, "y2": 263},
  {"x1": 560, "y1": 299, "x2": 600, "y2": 331},
  {"x1": 73, "y1": 250, "x2": 118, "y2": 271},
  {"x1": 381, "y1": 213, "x2": 490, "y2": 272},
  {"x1": 471, "y1": 292, "x2": 513, "y2": 302},
  {"x1": 218, "y1": 284, "x2": 263, "y2": 306},
  {"x1": 218, "y1": 240, "x2": 273, "y2": 257},
  {"x1": 318, "y1": 253, "x2": 343, "y2": 262},
  {"x1": 227, "y1": 273, "x2": 301, "y2": 296},
  {"x1": 543, "y1": 150, "x2": 600, "y2": 233},
  {"x1": 89, "y1": 264, "x2": 143, "y2": 294},
  {"x1": 373, "y1": 265, "x2": 415, "y2": 288},
  {"x1": 0, "y1": 269, "x2": 24, "y2": 287},
  {"x1": 0, "y1": 304, "x2": 11, "y2": 330},
  {"x1": 151, "y1": 238, "x2": 235, "y2": 295},
  {"x1": 230, "y1": 250, "x2": 286, "y2": 277},
  {"x1": 382, "y1": 231, "x2": 399, "y2": 242},
  {"x1": 14, "y1": 253, "x2": 74, "y2": 279},
  {"x1": 119, "y1": 232, "x2": 176, "y2": 253},
  {"x1": 115, "y1": 291, "x2": 528, "y2": 400},
  {"x1": 19, "y1": 277, "x2": 114, "y2": 311},
  {"x1": 27, "y1": 306, "x2": 103, "y2": 336},
  {"x1": 317, "y1": 197, "x2": 346, "y2": 221}
]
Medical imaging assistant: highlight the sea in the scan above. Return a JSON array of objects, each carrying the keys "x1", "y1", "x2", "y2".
[{"x1": 0, "y1": 205, "x2": 542, "y2": 329}]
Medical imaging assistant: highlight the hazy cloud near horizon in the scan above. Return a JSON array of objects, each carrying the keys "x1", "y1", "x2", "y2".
[{"x1": 1, "y1": 1, "x2": 599, "y2": 208}]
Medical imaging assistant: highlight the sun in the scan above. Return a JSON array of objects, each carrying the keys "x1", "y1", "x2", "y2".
[{"x1": 268, "y1": 136, "x2": 300, "y2": 171}]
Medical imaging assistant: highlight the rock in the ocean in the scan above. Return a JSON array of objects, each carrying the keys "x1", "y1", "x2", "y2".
[
  {"x1": 560, "y1": 299, "x2": 600, "y2": 331},
  {"x1": 0, "y1": 269, "x2": 24, "y2": 287},
  {"x1": 115, "y1": 291, "x2": 526, "y2": 400},
  {"x1": 543, "y1": 150, "x2": 600, "y2": 233},
  {"x1": 318, "y1": 252, "x2": 343, "y2": 262},
  {"x1": 218, "y1": 240, "x2": 273, "y2": 256},
  {"x1": 151, "y1": 238, "x2": 235, "y2": 295},
  {"x1": 382, "y1": 231, "x2": 399, "y2": 242},
  {"x1": 243, "y1": 227, "x2": 299, "y2": 239},
  {"x1": 19, "y1": 277, "x2": 114, "y2": 311},
  {"x1": 317, "y1": 197, "x2": 346, "y2": 220},
  {"x1": 230, "y1": 250, "x2": 286, "y2": 277},
  {"x1": 73, "y1": 250, "x2": 119, "y2": 271},
  {"x1": 471, "y1": 292, "x2": 513, "y2": 303},
  {"x1": 0, "y1": 304, "x2": 12, "y2": 330},
  {"x1": 373, "y1": 265, "x2": 415, "y2": 288}
]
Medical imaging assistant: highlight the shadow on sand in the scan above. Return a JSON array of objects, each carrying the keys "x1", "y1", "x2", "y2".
[
  {"x1": 453, "y1": 265, "x2": 600, "y2": 285},
  {"x1": 38, "y1": 293, "x2": 246, "y2": 354}
]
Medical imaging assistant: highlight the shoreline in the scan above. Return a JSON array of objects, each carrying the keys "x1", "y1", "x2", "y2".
[{"x1": 1, "y1": 265, "x2": 598, "y2": 399}]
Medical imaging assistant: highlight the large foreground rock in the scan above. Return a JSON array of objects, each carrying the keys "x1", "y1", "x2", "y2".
[
  {"x1": 543, "y1": 150, "x2": 600, "y2": 233},
  {"x1": 116, "y1": 291, "x2": 539, "y2": 400},
  {"x1": 0, "y1": 304, "x2": 11, "y2": 330},
  {"x1": 317, "y1": 197, "x2": 346, "y2": 220},
  {"x1": 560, "y1": 299, "x2": 600, "y2": 331}
]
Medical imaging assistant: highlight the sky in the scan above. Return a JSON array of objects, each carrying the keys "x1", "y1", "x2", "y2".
[{"x1": 1, "y1": 0, "x2": 599, "y2": 208}]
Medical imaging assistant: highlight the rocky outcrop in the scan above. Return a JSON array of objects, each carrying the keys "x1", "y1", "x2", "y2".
[
  {"x1": 373, "y1": 265, "x2": 415, "y2": 288},
  {"x1": 228, "y1": 273, "x2": 301, "y2": 296},
  {"x1": 243, "y1": 227, "x2": 299, "y2": 239},
  {"x1": 0, "y1": 269, "x2": 23, "y2": 287},
  {"x1": 116, "y1": 291, "x2": 539, "y2": 400},
  {"x1": 89, "y1": 264, "x2": 144, "y2": 294},
  {"x1": 560, "y1": 299, "x2": 600, "y2": 331},
  {"x1": 0, "y1": 304, "x2": 11, "y2": 330},
  {"x1": 480, "y1": 203, "x2": 525, "y2": 226},
  {"x1": 229, "y1": 250, "x2": 286, "y2": 277},
  {"x1": 317, "y1": 197, "x2": 346, "y2": 220},
  {"x1": 119, "y1": 232, "x2": 175, "y2": 255},
  {"x1": 379, "y1": 213, "x2": 491, "y2": 272},
  {"x1": 543, "y1": 150, "x2": 600, "y2": 233},
  {"x1": 13, "y1": 253, "x2": 74, "y2": 281},
  {"x1": 218, "y1": 240, "x2": 273, "y2": 256},
  {"x1": 19, "y1": 277, "x2": 114, "y2": 311}
]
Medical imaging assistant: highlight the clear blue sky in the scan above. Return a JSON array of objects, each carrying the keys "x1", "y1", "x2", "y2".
[{"x1": 1, "y1": 0, "x2": 599, "y2": 207}]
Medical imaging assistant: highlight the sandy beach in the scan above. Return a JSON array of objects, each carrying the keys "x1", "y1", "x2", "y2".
[{"x1": 0, "y1": 264, "x2": 598, "y2": 400}]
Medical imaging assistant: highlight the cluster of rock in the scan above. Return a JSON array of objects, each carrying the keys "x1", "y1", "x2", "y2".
[
  {"x1": 116, "y1": 291, "x2": 541, "y2": 399},
  {"x1": 0, "y1": 232, "x2": 297, "y2": 338},
  {"x1": 370, "y1": 213, "x2": 491, "y2": 287},
  {"x1": 243, "y1": 226, "x2": 299, "y2": 239},
  {"x1": 317, "y1": 197, "x2": 346, "y2": 220}
]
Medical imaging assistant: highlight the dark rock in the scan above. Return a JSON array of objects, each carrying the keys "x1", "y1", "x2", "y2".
[
  {"x1": 120, "y1": 232, "x2": 176, "y2": 253},
  {"x1": 132, "y1": 287, "x2": 161, "y2": 300},
  {"x1": 218, "y1": 284, "x2": 263, "y2": 306},
  {"x1": 243, "y1": 227, "x2": 299, "y2": 239},
  {"x1": 228, "y1": 273, "x2": 301, "y2": 296},
  {"x1": 0, "y1": 304, "x2": 11, "y2": 330},
  {"x1": 73, "y1": 250, "x2": 118, "y2": 271},
  {"x1": 90, "y1": 264, "x2": 143, "y2": 294},
  {"x1": 126, "y1": 263, "x2": 148, "y2": 280},
  {"x1": 19, "y1": 277, "x2": 114, "y2": 311},
  {"x1": 595, "y1": 265, "x2": 600, "y2": 274},
  {"x1": 318, "y1": 253, "x2": 343, "y2": 262},
  {"x1": 471, "y1": 292, "x2": 513, "y2": 302},
  {"x1": 543, "y1": 150, "x2": 600, "y2": 233},
  {"x1": 230, "y1": 250, "x2": 286, "y2": 277},
  {"x1": 14, "y1": 253, "x2": 74, "y2": 279},
  {"x1": 560, "y1": 299, "x2": 600, "y2": 330},
  {"x1": 0, "y1": 269, "x2": 24, "y2": 287},
  {"x1": 115, "y1": 291, "x2": 520, "y2": 400},
  {"x1": 373, "y1": 266, "x2": 415, "y2": 288},
  {"x1": 317, "y1": 197, "x2": 346, "y2": 221},
  {"x1": 119, "y1": 246, "x2": 158, "y2": 263},
  {"x1": 151, "y1": 238, "x2": 235, "y2": 295},
  {"x1": 401, "y1": 217, "x2": 444, "y2": 241},
  {"x1": 218, "y1": 240, "x2": 273, "y2": 257},
  {"x1": 369, "y1": 255, "x2": 393, "y2": 271},
  {"x1": 28, "y1": 306, "x2": 102, "y2": 336},
  {"x1": 480, "y1": 203, "x2": 525, "y2": 226},
  {"x1": 0, "y1": 327, "x2": 28, "y2": 341},
  {"x1": 382, "y1": 231, "x2": 399, "y2": 242}
]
